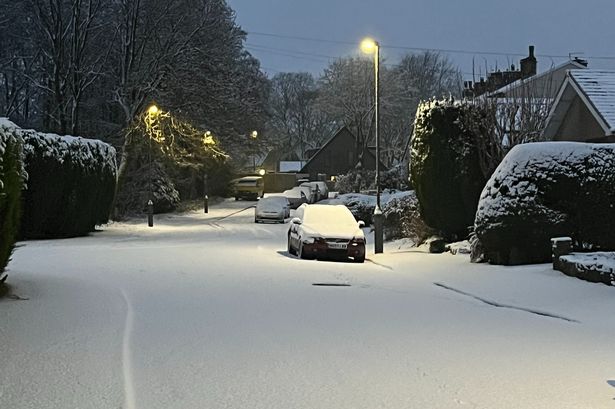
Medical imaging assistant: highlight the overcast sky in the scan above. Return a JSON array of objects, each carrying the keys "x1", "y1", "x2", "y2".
[{"x1": 227, "y1": 0, "x2": 615, "y2": 80}]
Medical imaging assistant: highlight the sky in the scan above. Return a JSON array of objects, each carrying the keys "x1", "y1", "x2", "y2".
[{"x1": 227, "y1": 0, "x2": 615, "y2": 80}]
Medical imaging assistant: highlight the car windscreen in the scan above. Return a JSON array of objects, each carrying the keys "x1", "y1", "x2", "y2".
[{"x1": 257, "y1": 198, "x2": 286, "y2": 210}]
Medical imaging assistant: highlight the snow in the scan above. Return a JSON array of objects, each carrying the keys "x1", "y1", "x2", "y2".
[
  {"x1": 0, "y1": 117, "x2": 117, "y2": 174},
  {"x1": 300, "y1": 204, "x2": 364, "y2": 239},
  {"x1": 571, "y1": 70, "x2": 615, "y2": 131},
  {"x1": 2, "y1": 199, "x2": 615, "y2": 408},
  {"x1": 476, "y1": 141, "x2": 615, "y2": 221},
  {"x1": 560, "y1": 252, "x2": 615, "y2": 276},
  {"x1": 321, "y1": 190, "x2": 411, "y2": 207}
]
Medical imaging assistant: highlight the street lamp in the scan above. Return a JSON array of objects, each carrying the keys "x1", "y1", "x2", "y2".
[
  {"x1": 145, "y1": 104, "x2": 159, "y2": 227},
  {"x1": 360, "y1": 37, "x2": 383, "y2": 254},
  {"x1": 250, "y1": 130, "x2": 258, "y2": 172}
]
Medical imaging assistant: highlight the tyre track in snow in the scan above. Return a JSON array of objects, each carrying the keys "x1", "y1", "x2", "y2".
[
  {"x1": 121, "y1": 288, "x2": 137, "y2": 409},
  {"x1": 434, "y1": 282, "x2": 580, "y2": 323}
]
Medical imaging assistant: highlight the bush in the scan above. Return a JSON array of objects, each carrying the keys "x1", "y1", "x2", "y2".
[
  {"x1": 15, "y1": 125, "x2": 117, "y2": 239},
  {"x1": 382, "y1": 191, "x2": 436, "y2": 243},
  {"x1": 474, "y1": 142, "x2": 615, "y2": 265},
  {"x1": 0, "y1": 121, "x2": 26, "y2": 275},
  {"x1": 410, "y1": 99, "x2": 487, "y2": 239},
  {"x1": 334, "y1": 170, "x2": 375, "y2": 194},
  {"x1": 115, "y1": 160, "x2": 180, "y2": 216}
]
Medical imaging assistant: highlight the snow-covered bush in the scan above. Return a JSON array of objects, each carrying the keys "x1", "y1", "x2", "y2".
[
  {"x1": 8, "y1": 122, "x2": 117, "y2": 238},
  {"x1": 115, "y1": 160, "x2": 180, "y2": 216},
  {"x1": 334, "y1": 170, "x2": 375, "y2": 194},
  {"x1": 0, "y1": 120, "x2": 26, "y2": 275},
  {"x1": 411, "y1": 99, "x2": 488, "y2": 239},
  {"x1": 382, "y1": 191, "x2": 435, "y2": 243},
  {"x1": 475, "y1": 142, "x2": 615, "y2": 265}
]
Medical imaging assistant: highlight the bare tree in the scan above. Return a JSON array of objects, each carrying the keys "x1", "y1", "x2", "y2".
[
  {"x1": 268, "y1": 72, "x2": 334, "y2": 159},
  {"x1": 460, "y1": 70, "x2": 557, "y2": 178}
]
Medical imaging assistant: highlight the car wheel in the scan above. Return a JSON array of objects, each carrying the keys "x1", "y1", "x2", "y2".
[
  {"x1": 298, "y1": 242, "x2": 309, "y2": 259},
  {"x1": 354, "y1": 244, "x2": 366, "y2": 263},
  {"x1": 288, "y1": 234, "x2": 297, "y2": 255}
]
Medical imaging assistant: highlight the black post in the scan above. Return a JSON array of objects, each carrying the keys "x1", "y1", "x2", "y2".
[
  {"x1": 373, "y1": 42, "x2": 384, "y2": 254},
  {"x1": 203, "y1": 174, "x2": 209, "y2": 214},
  {"x1": 147, "y1": 200, "x2": 154, "y2": 227}
]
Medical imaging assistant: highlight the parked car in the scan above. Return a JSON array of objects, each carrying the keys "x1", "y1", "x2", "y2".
[
  {"x1": 287, "y1": 204, "x2": 366, "y2": 263},
  {"x1": 255, "y1": 196, "x2": 290, "y2": 223},
  {"x1": 232, "y1": 176, "x2": 264, "y2": 200},
  {"x1": 283, "y1": 186, "x2": 309, "y2": 209},
  {"x1": 299, "y1": 182, "x2": 321, "y2": 203},
  {"x1": 312, "y1": 181, "x2": 329, "y2": 201},
  {"x1": 299, "y1": 181, "x2": 329, "y2": 202}
]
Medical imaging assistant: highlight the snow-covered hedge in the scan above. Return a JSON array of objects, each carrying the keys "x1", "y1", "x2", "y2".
[
  {"x1": 410, "y1": 99, "x2": 487, "y2": 239},
  {"x1": 475, "y1": 142, "x2": 615, "y2": 265},
  {"x1": 2, "y1": 120, "x2": 117, "y2": 238},
  {"x1": 0, "y1": 120, "x2": 26, "y2": 275},
  {"x1": 382, "y1": 191, "x2": 435, "y2": 243}
]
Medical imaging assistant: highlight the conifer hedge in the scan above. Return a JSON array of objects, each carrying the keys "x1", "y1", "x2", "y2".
[
  {"x1": 410, "y1": 99, "x2": 487, "y2": 239},
  {"x1": 17, "y1": 126, "x2": 117, "y2": 239},
  {"x1": 0, "y1": 121, "x2": 25, "y2": 275}
]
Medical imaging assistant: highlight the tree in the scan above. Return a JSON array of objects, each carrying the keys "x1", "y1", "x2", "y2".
[{"x1": 268, "y1": 72, "x2": 334, "y2": 159}]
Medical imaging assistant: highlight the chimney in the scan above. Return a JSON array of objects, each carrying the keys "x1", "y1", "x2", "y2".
[{"x1": 520, "y1": 45, "x2": 537, "y2": 78}]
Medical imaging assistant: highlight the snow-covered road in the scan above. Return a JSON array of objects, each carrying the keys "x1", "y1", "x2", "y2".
[{"x1": 2, "y1": 199, "x2": 615, "y2": 408}]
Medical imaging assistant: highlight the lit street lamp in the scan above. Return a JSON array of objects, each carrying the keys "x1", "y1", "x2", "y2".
[
  {"x1": 250, "y1": 130, "x2": 258, "y2": 172},
  {"x1": 145, "y1": 104, "x2": 160, "y2": 227},
  {"x1": 361, "y1": 37, "x2": 383, "y2": 254}
]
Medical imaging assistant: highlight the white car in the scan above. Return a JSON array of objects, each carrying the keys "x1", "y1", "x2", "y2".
[
  {"x1": 287, "y1": 204, "x2": 366, "y2": 262},
  {"x1": 299, "y1": 182, "x2": 319, "y2": 203},
  {"x1": 255, "y1": 196, "x2": 290, "y2": 223},
  {"x1": 283, "y1": 187, "x2": 309, "y2": 209}
]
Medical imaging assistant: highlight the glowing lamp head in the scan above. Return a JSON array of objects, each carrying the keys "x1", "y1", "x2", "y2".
[
  {"x1": 360, "y1": 38, "x2": 378, "y2": 54},
  {"x1": 148, "y1": 105, "x2": 159, "y2": 115},
  {"x1": 258, "y1": 169, "x2": 266, "y2": 176},
  {"x1": 251, "y1": 130, "x2": 258, "y2": 139}
]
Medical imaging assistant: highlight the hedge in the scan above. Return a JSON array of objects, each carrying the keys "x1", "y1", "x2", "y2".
[
  {"x1": 410, "y1": 99, "x2": 487, "y2": 239},
  {"x1": 0, "y1": 120, "x2": 26, "y2": 275},
  {"x1": 475, "y1": 142, "x2": 615, "y2": 265},
  {"x1": 14, "y1": 123, "x2": 117, "y2": 239}
]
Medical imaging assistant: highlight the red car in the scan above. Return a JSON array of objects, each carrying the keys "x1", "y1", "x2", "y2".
[{"x1": 287, "y1": 204, "x2": 366, "y2": 263}]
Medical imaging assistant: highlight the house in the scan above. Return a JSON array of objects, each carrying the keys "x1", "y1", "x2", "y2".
[
  {"x1": 300, "y1": 126, "x2": 386, "y2": 180},
  {"x1": 543, "y1": 70, "x2": 615, "y2": 143},
  {"x1": 488, "y1": 58, "x2": 587, "y2": 99},
  {"x1": 463, "y1": 46, "x2": 538, "y2": 98},
  {"x1": 463, "y1": 46, "x2": 587, "y2": 99}
]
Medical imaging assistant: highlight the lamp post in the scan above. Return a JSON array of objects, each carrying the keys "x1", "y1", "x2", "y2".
[
  {"x1": 361, "y1": 37, "x2": 383, "y2": 254},
  {"x1": 251, "y1": 130, "x2": 258, "y2": 172},
  {"x1": 146, "y1": 104, "x2": 159, "y2": 227}
]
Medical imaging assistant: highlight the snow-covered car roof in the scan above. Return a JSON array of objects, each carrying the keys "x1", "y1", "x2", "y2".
[{"x1": 301, "y1": 204, "x2": 363, "y2": 234}]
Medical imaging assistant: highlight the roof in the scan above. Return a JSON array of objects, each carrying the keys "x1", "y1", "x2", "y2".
[
  {"x1": 543, "y1": 69, "x2": 615, "y2": 139},
  {"x1": 488, "y1": 59, "x2": 587, "y2": 98},
  {"x1": 571, "y1": 70, "x2": 615, "y2": 131}
]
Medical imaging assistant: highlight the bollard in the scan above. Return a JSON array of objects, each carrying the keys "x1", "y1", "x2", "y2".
[
  {"x1": 203, "y1": 174, "x2": 209, "y2": 214},
  {"x1": 147, "y1": 200, "x2": 154, "y2": 227},
  {"x1": 373, "y1": 207, "x2": 384, "y2": 254},
  {"x1": 551, "y1": 237, "x2": 572, "y2": 270}
]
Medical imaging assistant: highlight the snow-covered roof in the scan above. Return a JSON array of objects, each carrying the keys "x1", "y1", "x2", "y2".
[
  {"x1": 488, "y1": 59, "x2": 587, "y2": 98},
  {"x1": 543, "y1": 70, "x2": 615, "y2": 139},
  {"x1": 570, "y1": 70, "x2": 615, "y2": 131}
]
